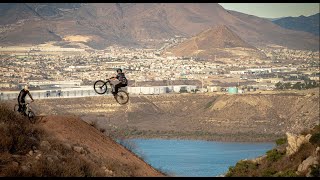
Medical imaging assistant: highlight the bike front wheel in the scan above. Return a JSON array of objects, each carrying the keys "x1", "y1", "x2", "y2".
[
  {"x1": 115, "y1": 90, "x2": 129, "y2": 105},
  {"x1": 28, "y1": 111, "x2": 36, "y2": 124},
  {"x1": 94, "y1": 80, "x2": 108, "y2": 94}
]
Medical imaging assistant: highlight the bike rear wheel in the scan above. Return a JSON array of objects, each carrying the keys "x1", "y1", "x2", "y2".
[
  {"x1": 28, "y1": 111, "x2": 36, "y2": 124},
  {"x1": 115, "y1": 90, "x2": 129, "y2": 105},
  {"x1": 94, "y1": 80, "x2": 108, "y2": 94}
]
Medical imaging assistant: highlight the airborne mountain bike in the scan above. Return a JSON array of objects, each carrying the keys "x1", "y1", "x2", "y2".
[
  {"x1": 14, "y1": 101, "x2": 36, "y2": 123},
  {"x1": 94, "y1": 79, "x2": 129, "y2": 105}
]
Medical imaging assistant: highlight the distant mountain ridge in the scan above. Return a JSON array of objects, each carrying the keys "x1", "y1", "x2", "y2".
[
  {"x1": 272, "y1": 13, "x2": 319, "y2": 36},
  {"x1": 0, "y1": 3, "x2": 318, "y2": 51}
]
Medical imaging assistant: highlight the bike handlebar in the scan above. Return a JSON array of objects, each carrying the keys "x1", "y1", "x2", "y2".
[{"x1": 20, "y1": 101, "x2": 34, "y2": 105}]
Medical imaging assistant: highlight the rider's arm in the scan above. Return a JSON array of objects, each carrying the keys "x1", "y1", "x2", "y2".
[
  {"x1": 109, "y1": 76, "x2": 117, "y2": 80},
  {"x1": 27, "y1": 91, "x2": 34, "y2": 101}
]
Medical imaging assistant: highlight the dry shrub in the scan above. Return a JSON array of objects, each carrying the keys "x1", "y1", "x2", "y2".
[
  {"x1": 88, "y1": 121, "x2": 96, "y2": 127},
  {"x1": 99, "y1": 128, "x2": 106, "y2": 133},
  {"x1": 1, "y1": 162, "x2": 21, "y2": 176},
  {"x1": 292, "y1": 143, "x2": 315, "y2": 163},
  {"x1": 105, "y1": 158, "x2": 137, "y2": 177},
  {"x1": 0, "y1": 152, "x2": 15, "y2": 175},
  {"x1": 0, "y1": 103, "x2": 41, "y2": 155},
  {"x1": 0, "y1": 103, "x2": 106, "y2": 177},
  {"x1": 310, "y1": 133, "x2": 320, "y2": 146},
  {"x1": 2, "y1": 135, "x2": 106, "y2": 177},
  {"x1": 27, "y1": 155, "x2": 103, "y2": 177}
]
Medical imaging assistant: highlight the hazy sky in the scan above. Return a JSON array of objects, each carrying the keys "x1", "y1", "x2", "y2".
[{"x1": 218, "y1": 3, "x2": 319, "y2": 18}]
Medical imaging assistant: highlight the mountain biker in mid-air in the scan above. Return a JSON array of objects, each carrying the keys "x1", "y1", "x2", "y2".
[
  {"x1": 18, "y1": 85, "x2": 34, "y2": 114},
  {"x1": 108, "y1": 68, "x2": 128, "y2": 96}
]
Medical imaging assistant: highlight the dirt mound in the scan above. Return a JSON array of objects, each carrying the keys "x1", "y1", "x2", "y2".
[{"x1": 37, "y1": 115, "x2": 164, "y2": 177}]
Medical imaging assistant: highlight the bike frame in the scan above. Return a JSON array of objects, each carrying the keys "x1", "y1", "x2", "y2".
[
  {"x1": 21, "y1": 102, "x2": 32, "y2": 114},
  {"x1": 106, "y1": 79, "x2": 117, "y2": 93}
]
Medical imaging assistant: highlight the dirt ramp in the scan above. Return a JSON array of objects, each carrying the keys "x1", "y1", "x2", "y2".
[{"x1": 38, "y1": 115, "x2": 164, "y2": 177}]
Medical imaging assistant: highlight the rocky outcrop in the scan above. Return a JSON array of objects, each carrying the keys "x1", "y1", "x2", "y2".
[
  {"x1": 249, "y1": 155, "x2": 267, "y2": 164},
  {"x1": 286, "y1": 132, "x2": 312, "y2": 156},
  {"x1": 296, "y1": 147, "x2": 320, "y2": 176},
  {"x1": 73, "y1": 146, "x2": 87, "y2": 154},
  {"x1": 297, "y1": 155, "x2": 318, "y2": 173}
]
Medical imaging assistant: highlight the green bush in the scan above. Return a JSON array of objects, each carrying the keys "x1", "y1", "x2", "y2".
[
  {"x1": 274, "y1": 170, "x2": 297, "y2": 177},
  {"x1": 261, "y1": 168, "x2": 277, "y2": 177},
  {"x1": 266, "y1": 149, "x2": 285, "y2": 162},
  {"x1": 309, "y1": 133, "x2": 320, "y2": 146},
  {"x1": 225, "y1": 161, "x2": 258, "y2": 177},
  {"x1": 275, "y1": 138, "x2": 287, "y2": 146}
]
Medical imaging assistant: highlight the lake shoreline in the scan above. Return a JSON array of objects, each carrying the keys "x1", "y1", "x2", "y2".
[{"x1": 108, "y1": 129, "x2": 282, "y2": 143}]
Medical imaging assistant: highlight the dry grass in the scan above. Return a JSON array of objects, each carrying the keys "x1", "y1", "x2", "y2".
[
  {"x1": 0, "y1": 103, "x2": 41, "y2": 155},
  {"x1": 0, "y1": 103, "x2": 106, "y2": 177}
]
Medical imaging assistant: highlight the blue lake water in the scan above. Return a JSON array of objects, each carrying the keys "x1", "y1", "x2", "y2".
[{"x1": 120, "y1": 139, "x2": 275, "y2": 177}]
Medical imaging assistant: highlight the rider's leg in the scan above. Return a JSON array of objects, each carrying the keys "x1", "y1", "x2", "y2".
[
  {"x1": 114, "y1": 83, "x2": 122, "y2": 95},
  {"x1": 109, "y1": 82, "x2": 116, "y2": 95},
  {"x1": 18, "y1": 104, "x2": 22, "y2": 112},
  {"x1": 20, "y1": 99, "x2": 26, "y2": 115},
  {"x1": 18, "y1": 99, "x2": 22, "y2": 112}
]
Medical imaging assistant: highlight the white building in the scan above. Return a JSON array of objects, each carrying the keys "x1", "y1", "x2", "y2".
[
  {"x1": 127, "y1": 85, "x2": 197, "y2": 95},
  {"x1": 28, "y1": 80, "x2": 83, "y2": 88},
  {"x1": 0, "y1": 86, "x2": 103, "y2": 100},
  {"x1": 207, "y1": 85, "x2": 221, "y2": 92}
]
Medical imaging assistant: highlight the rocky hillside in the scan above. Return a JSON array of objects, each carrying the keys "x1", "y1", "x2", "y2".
[
  {"x1": 165, "y1": 25, "x2": 267, "y2": 60},
  {"x1": 225, "y1": 125, "x2": 320, "y2": 177},
  {"x1": 272, "y1": 13, "x2": 319, "y2": 36},
  {"x1": 11, "y1": 88, "x2": 319, "y2": 142},
  {"x1": 0, "y1": 3, "x2": 318, "y2": 50},
  {"x1": 0, "y1": 103, "x2": 164, "y2": 177}
]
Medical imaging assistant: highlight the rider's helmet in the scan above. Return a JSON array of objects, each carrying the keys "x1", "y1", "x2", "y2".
[
  {"x1": 116, "y1": 68, "x2": 122, "y2": 73},
  {"x1": 24, "y1": 85, "x2": 29, "y2": 91}
]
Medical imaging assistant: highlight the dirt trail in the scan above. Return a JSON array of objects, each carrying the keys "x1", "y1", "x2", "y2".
[{"x1": 37, "y1": 115, "x2": 164, "y2": 177}]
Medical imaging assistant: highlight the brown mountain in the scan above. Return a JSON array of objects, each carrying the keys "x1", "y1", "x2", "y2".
[
  {"x1": 165, "y1": 25, "x2": 266, "y2": 60},
  {"x1": 0, "y1": 3, "x2": 318, "y2": 51}
]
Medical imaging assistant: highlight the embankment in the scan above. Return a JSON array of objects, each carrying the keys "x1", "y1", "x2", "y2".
[{"x1": 6, "y1": 88, "x2": 319, "y2": 142}]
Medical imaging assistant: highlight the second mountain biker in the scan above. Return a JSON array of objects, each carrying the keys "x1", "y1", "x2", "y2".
[{"x1": 18, "y1": 85, "x2": 34, "y2": 114}]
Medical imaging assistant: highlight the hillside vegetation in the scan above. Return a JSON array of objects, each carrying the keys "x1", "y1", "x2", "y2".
[
  {"x1": 0, "y1": 103, "x2": 164, "y2": 177},
  {"x1": 0, "y1": 103, "x2": 104, "y2": 176},
  {"x1": 226, "y1": 125, "x2": 320, "y2": 177}
]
